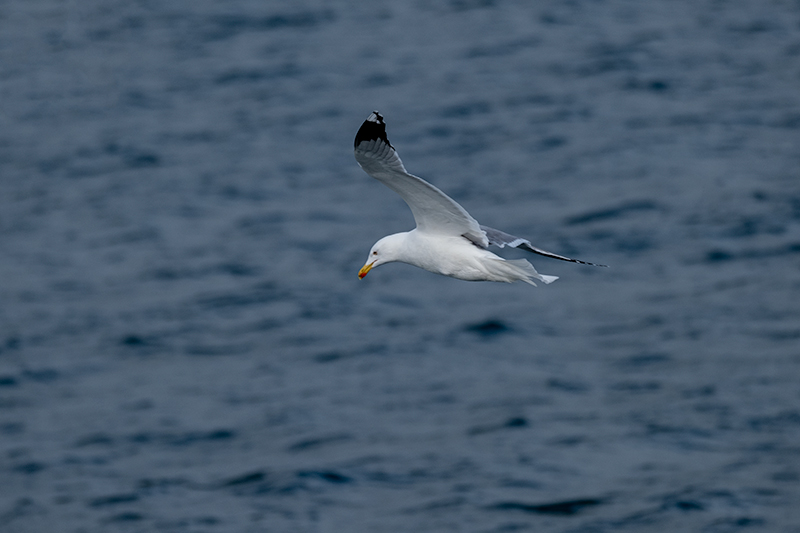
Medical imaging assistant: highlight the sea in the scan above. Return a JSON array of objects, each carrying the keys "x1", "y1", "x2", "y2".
[{"x1": 1, "y1": 1, "x2": 799, "y2": 531}]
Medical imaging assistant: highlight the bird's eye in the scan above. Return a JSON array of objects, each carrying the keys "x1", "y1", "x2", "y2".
[{"x1": 372, "y1": 251, "x2": 378, "y2": 255}]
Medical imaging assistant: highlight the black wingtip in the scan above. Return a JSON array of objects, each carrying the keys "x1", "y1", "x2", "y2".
[{"x1": 354, "y1": 111, "x2": 393, "y2": 150}]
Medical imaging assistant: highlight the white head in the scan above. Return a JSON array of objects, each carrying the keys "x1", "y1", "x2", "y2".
[{"x1": 358, "y1": 233, "x2": 408, "y2": 279}]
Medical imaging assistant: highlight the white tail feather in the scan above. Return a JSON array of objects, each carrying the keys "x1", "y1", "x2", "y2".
[{"x1": 502, "y1": 259, "x2": 559, "y2": 286}]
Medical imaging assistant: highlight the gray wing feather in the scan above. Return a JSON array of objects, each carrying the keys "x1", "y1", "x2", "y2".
[
  {"x1": 481, "y1": 225, "x2": 608, "y2": 267},
  {"x1": 354, "y1": 112, "x2": 488, "y2": 247}
]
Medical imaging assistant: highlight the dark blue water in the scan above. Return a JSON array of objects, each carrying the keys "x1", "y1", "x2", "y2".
[{"x1": 2, "y1": 1, "x2": 799, "y2": 531}]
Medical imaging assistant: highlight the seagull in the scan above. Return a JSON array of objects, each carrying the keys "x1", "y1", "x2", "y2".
[{"x1": 354, "y1": 111, "x2": 606, "y2": 286}]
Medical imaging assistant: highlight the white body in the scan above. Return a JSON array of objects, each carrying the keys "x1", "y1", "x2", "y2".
[{"x1": 369, "y1": 231, "x2": 557, "y2": 286}]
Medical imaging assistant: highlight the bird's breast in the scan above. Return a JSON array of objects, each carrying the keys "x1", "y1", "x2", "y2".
[{"x1": 400, "y1": 232, "x2": 498, "y2": 281}]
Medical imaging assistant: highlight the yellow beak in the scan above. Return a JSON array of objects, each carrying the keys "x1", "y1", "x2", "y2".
[{"x1": 358, "y1": 261, "x2": 375, "y2": 279}]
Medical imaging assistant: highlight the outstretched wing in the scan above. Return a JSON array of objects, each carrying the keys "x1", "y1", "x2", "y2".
[
  {"x1": 481, "y1": 225, "x2": 608, "y2": 267},
  {"x1": 354, "y1": 111, "x2": 488, "y2": 247}
]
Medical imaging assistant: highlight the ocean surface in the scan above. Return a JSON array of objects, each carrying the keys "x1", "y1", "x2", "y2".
[{"x1": 2, "y1": 1, "x2": 800, "y2": 531}]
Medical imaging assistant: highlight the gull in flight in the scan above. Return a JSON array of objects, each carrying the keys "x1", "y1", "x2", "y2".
[{"x1": 354, "y1": 111, "x2": 606, "y2": 286}]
